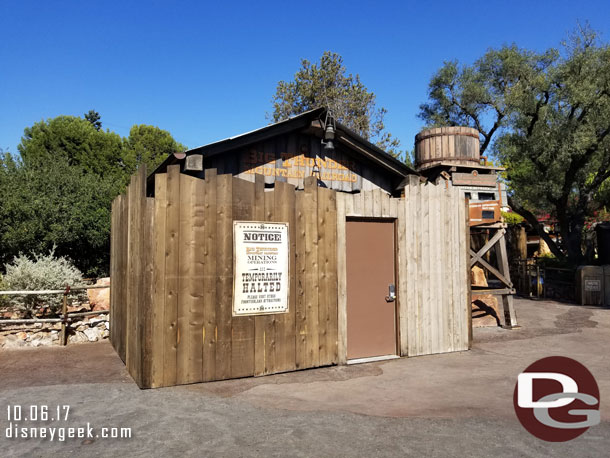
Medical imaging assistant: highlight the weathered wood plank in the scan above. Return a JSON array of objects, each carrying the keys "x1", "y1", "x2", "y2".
[
  {"x1": 109, "y1": 197, "x2": 117, "y2": 351},
  {"x1": 118, "y1": 192, "x2": 129, "y2": 363},
  {"x1": 303, "y1": 176, "x2": 320, "y2": 368},
  {"x1": 127, "y1": 172, "x2": 142, "y2": 384},
  {"x1": 163, "y1": 165, "x2": 180, "y2": 387},
  {"x1": 275, "y1": 180, "x2": 297, "y2": 373},
  {"x1": 440, "y1": 185, "x2": 451, "y2": 353},
  {"x1": 202, "y1": 169, "x2": 217, "y2": 381},
  {"x1": 125, "y1": 176, "x2": 135, "y2": 377},
  {"x1": 294, "y1": 188, "x2": 307, "y2": 369},
  {"x1": 215, "y1": 174, "x2": 233, "y2": 380},
  {"x1": 397, "y1": 193, "x2": 408, "y2": 356},
  {"x1": 336, "y1": 193, "x2": 348, "y2": 364},
  {"x1": 186, "y1": 176, "x2": 205, "y2": 383},
  {"x1": 459, "y1": 189, "x2": 468, "y2": 350},
  {"x1": 177, "y1": 174, "x2": 196, "y2": 384},
  {"x1": 325, "y1": 188, "x2": 338, "y2": 364},
  {"x1": 316, "y1": 186, "x2": 337, "y2": 365},
  {"x1": 231, "y1": 177, "x2": 256, "y2": 379},
  {"x1": 253, "y1": 174, "x2": 267, "y2": 376},
  {"x1": 416, "y1": 180, "x2": 425, "y2": 355},
  {"x1": 140, "y1": 197, "x2": 155, "y2": 388},
  {"x1": 151, "y1": 174, "x2": 167, "y2": 387},
  {"x1": 263, "y1": 189, "x2": 277, "y2": 373},
  {"x1": 404, "y1": 181, "x2": 416, "y2": 356}
]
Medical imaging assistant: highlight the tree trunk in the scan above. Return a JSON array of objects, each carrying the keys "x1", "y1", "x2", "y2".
[
  {"x1": 565, "y1": 217, "x2": 585, "y2": 266},
  {"x1": 507, "y1": 197, "x2": 565, "y2": 259}
]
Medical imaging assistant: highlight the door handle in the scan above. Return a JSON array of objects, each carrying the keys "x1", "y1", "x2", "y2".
[{"x1": 385, "y1": 284, "x2": 396, "y2": 302}]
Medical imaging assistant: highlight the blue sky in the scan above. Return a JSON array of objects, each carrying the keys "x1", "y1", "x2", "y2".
[{"x1": 1, "y1": 0, "x2": 609, "y2": 156}]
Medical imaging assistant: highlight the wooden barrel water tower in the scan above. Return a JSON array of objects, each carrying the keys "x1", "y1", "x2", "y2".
[{"x1": 414, "y1": 126, "x2": 480, "y2": 169}]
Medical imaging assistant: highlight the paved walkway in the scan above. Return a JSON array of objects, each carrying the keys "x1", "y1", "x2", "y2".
[{"x1": 1, "y1": 298, "x2": 608, "y2": 457}]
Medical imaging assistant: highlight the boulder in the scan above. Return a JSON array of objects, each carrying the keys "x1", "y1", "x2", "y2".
[
  {"x1": 471, "y1": 266, "x2": 488, "y2": 287},
  {"x1": 67, "y1": 303, "x2": 89, "y2": 313},
  {"x1": 83, "y1": 327, "x2": 101, "y2": 342},
  {"x1": 472, "y1": 294, "x2": 501, "y2": 327},
  {"x1": 87, "y1": 278, "x2": 110, "y2": 311}
]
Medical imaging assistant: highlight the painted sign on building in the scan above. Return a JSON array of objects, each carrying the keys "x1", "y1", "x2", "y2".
[
  {"x1": 233, "y1": 221, "x2": 289, "y2": 315},
  {"x1": 241, "y1": 150, "x2": 359, "y2": 183}
]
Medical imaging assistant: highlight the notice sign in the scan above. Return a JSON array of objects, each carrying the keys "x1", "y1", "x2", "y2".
[
  {"x1": 233, "y1": 221, "x2": 289, "y2": 316},
  {"x1": 585, "y1": 279, "x2": 601, "y2": 292}
]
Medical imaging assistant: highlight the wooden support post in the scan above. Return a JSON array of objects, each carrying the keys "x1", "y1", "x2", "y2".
[
  {"x1": 494, "y1": 228, "x2": 519, "y2": 328},
  {"x1": 60, "y1": 286, "x2": 69, "y2": 345}
]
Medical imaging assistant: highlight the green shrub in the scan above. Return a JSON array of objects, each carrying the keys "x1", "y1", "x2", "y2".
[
  {"x1": 0, "y1": 274, "x2": 8, "y2": 307},
  {"x1": 3, "y1": 249, "x2": 85, "y2": 317},
  {"x1": 502, "y1": 211, "x2": 524, "y2": 225}
]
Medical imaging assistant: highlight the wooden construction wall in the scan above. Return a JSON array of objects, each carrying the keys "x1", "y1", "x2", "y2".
[
  {"x1": 335, "y1": 176, "x2": 470, "y2": 363},
  {"x1": 110, "y1": 165, "x2": 338, "y2": 388},
  {"x1": 109, "y1": 167, "x2": 155, "y2": 387}
]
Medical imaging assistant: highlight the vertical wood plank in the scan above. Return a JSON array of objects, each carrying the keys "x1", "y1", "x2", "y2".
[
  {"x1": 253, "y1": 174, "x2": 267, "y2": 375},
  {"x1": 177, "y1": 174, "x2": 196, "y2": 384},
  {"x1": 163, "y1": 165, "x2": 180, "y2": 387},
  {"x1": 441, "y1": 186, "x2": 451, "y2": 353},
  {"x1": 275, "y1": 181, "x2": 297, "y2": 372},
  {"x1": 465, "y1": 196, "x2": 472, "y2": 349},
  {"x1": 189, "y1": 177, "x2": 205, "y2": 382},
  {"x1": 397, "y1": 193, "x2": 408, "y2": 356},
  {"x1": 317, "y1": 187, "x2": 337, "y2": 365},
  {"x1": 109, "y1": 197, "x2": 117, "y2": 351},
  {"x1": 151, "y1": 174, "x2": 167, "y2": 387},
  {"x1": 215, "y1": 174, "x2": 233, "y2": 380},
  {"x1": 303, "y1": 176, "x2": 320, "y2": 367},
  {"x1": 344, "y1": 192, "x2": 354, "y2": 216},
  {"x1": 352, "y1": 191, "x2": 361, "y2": 216},
  {"x1": 231, "y1": 177, "x2": 256, "y2": 378},
  {"x1": 327, "y1": 190, "x2": 338, "y2": 365},
  {"x1": 336, "y1": 193, "x2": 348, "y2": 364},
  {"x1": 125, "y1": 176, "x2": 135, "y2": 377},
  {"x1": 372, "y1": 188, "x2": 382, "y2": 217},
  {"x1": 414, "y1": 179, "x2": 422, "y2": 355},
  {"x1": 405, "y1": 179, "x2": 418, "y2": 356},
  {"x1": 363, "y1": 190, "x2": 373, "y2": 216},
  {"x1": 381, "y1": 192, "x2": 391, "y2": 217},
  {"x1": 118, "y1": 192, "x2": 129, "y2": 363},
  {"x1": 202, "y1": 169, "x2": 217, "y2": 381},
  {"x1": 140, "y1": 197, "x2": 155, "y2": 388},
  {"x1": 263, "y1": 190, "x2": 277, "y2": 373},
  {"x1": 295, "y1": 187, "x2": 307, "y2": 368}
]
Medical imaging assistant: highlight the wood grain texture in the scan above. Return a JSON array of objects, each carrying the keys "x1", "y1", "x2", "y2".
[
  {"x1": 215, "y1": 174, "x2": 233, "y2": 380},
  {"x1": 231, "y1": 177, "x2": 255, "y2": 378},
  {"x1": 163, "y1": 165, "x2": 180, "y2": 387},
  {"x1": 275, "y1": 181, "x2": 297, "y2": 373},
  {"x1": 294, "y1": 189, "x2": 308, "y2": 369},
  {"x1": 151, "y1": 174, "x2": 167, "y2": 387},
  {"x1": 202, "y1": 168, "x2": 218, "y2": 381},
  {"x1": 303, "y1": 176, "x2": 320, "y2": 368},
  {"x1": 139, "y1": 197, "x2": 155, "y2": 388},
  {"x1": 177, "y1": 174, "x2": 195, "y2": 384},
  {"x1": 317, "y1": 186, "x2": 338, "y2": 365},
  {"x1": 335, "y1": 193, "x2": 347, "y2": 364},
  {"x1": 253, "y1": 174, "x2": 266, "y2": 376}
]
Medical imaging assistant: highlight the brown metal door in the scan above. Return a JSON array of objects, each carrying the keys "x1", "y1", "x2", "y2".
[{"x1": 346, "y1": 220, "x2": 397, "y2": 360}]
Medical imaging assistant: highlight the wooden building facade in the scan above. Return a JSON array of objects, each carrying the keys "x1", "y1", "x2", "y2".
[{"x1": 110, "y1": 108, "x2": 471, "y2": 389}]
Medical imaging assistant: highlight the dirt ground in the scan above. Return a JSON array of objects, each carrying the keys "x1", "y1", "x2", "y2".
[{"x1": 1, "y1": 298, "x2": 609, "y2": 457}]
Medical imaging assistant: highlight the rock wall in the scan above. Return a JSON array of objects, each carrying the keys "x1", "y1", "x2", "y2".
[
  {"x1": 0, "y1": 278, "x2": 110, "y2": 349},
  {"x1": 0, "y1": 315, "x2": 109, "y2": 349}
]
